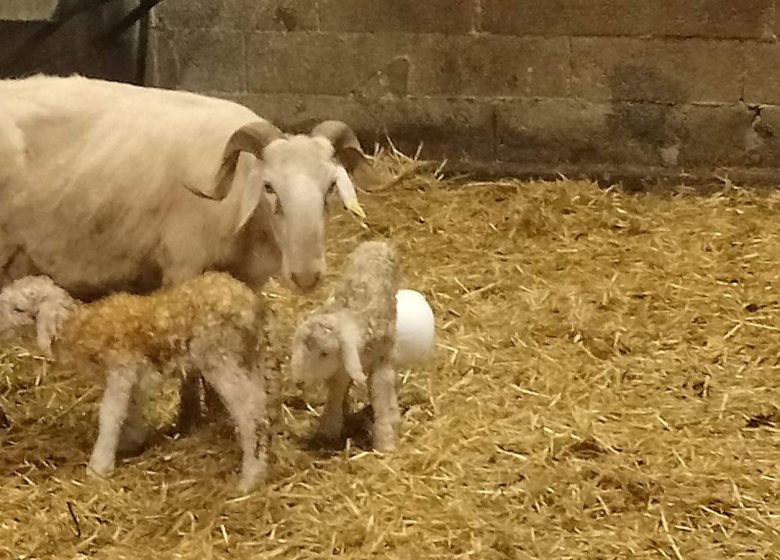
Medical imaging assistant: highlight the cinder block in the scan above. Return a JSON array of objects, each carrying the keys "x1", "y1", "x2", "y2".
[
  {"x1": 319, "y1": 0, "x2": 475, "y2": 33},
  {"x1": 497, "y1": 98, "x2": 657, "y2": 166},
  {"x1": 744, "y1": 43, "x2": 780, "y2": 105},
  {"x1": 414, "y1": 35, "x2": 570, "y2": 97},
  {"x1": 152, "y1": 29, "x2": 244, "y2": 93},
  {"x1": 737, "y1": 105, "x2": 780, "y2": 167},
  {"x1": 153, "y1": 0, "x2": 317, "y2": 31},
  {"x1": 572, "y1": 37, "x2": 744, "y2": 103},
  {"x1": 497, "y1": 98, "x2": 756, "y2": 168},
  {"x1": 672, "y1": 104, "x2": 755, "y2": 166},
  {"x1": 0, "y1": 0, "x2": 59, "y2": 22},
  {"x1": 246, "y1": 33, "x2": 570, "y2": 98},
  {"x1": 481, "y1": 0, "x2": 774, "y2": 40},
  {"x1": 224, "y1": 93, "x2": 497, "y2": 160}
]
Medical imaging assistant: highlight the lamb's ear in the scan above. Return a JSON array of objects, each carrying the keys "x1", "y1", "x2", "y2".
[
  {"x1": 35, "y1": 299, "x2": 69, "y2": 357},
  {"x1": 338, "y1": 324, "x2": 366, "y2": 385},
  {"x1": 288, "y1": 326, "x2": 310, "y2": 385}
]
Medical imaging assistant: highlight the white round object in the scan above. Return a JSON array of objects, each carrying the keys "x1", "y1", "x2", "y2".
[{"x1": 391, "y1": 289, "x2": 435, "y2": 368}]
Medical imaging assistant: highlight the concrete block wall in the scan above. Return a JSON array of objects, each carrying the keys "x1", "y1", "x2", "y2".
[
  {"x1": 148, "y1": 1, "x2": 780, "y2": 185},
  {"x1": 0, "y1": 0, "x2": 144, "y2": 84}
]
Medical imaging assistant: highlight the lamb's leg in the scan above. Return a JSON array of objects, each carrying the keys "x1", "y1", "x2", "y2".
[
  {"x1": 200, "y1": 357, "x2": 268, "y2": 494},
  {"x1": 176, "y1": 367, "x2": 205, "y2": 435},
  {"x1": 389, "y1": 378, "x2": 402, "y2": 426},
  {"x1": 317, "y1": 370, "x2": 351, "y2": 443},
  {"x1": 117, "y1": 383, "x2": 148, "y2": 455},
  {"x1": 369, "y1": 361, "x2": 399, "y2": 452},
  {"x1": 203, "y1": 380, "x2": 228, "y2": 419},
  {"x1": 88, "y1": 365, "x2": 139, "y2": 476}
]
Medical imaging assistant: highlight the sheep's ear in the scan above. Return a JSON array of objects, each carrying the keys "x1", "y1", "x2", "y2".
[
  {"x1": 234, "y1": 166, "x2": 264, "y2": 233},
  {"x1": 334, "y1": 165, "x2": 366, "y2": 219},
  {"x1": 35, "y1": 300, "x2": 66, "y2": 357},
  {"x1": 338, "y1": 326, "x2": 366, "y2": 385}
]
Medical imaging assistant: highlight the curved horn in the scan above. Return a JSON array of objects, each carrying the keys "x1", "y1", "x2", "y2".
[
  {"x1": 187, "y1": 120, "x2": 285, "y2": 201},
  {"x1": 311, "y1": 120, "x2": 367, "y2": 173}
]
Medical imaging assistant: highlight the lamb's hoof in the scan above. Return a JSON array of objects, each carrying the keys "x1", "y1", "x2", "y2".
[
  {"x1": 237, "y1": 472, "x2": 265, "y2": 494},
  {"x1": 372, "y1": 427, "x2": 397, "y2": 452},
  {"x1": 236, "y1": 457, "x2": 267, "y2": 494},
  {"x1": 86, "y1": 458, "x2": 114, "y2": 478},
  {"x1": 373, "y1": 441, "x2": 396, "y2": 453},
  {"x1": 237, "y1": 479, "x2": 257, "y2": 494}
]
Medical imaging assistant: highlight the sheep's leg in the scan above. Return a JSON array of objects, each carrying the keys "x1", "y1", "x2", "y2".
[
  {"x1": 117, "y1": 383, "x2": 148, "y2": 455},
  {"x1": 203, "y1": 380, "x2": 228, "y2": 419},
  {"x1": 176, "y1": 367, "x2": 205, "y2": 435},
  {"x1": 369, "y1": 361, "x2": 399, "y2": 452},
  {"x1": 389, "y1": 378, "x2": 402, "y2": 426},
  {"x1": 317, "y1": 370, "x2": 351, "y2": 443},
  {"x1": 88, "y1": 365, "x2": 139, "y2": 476},
  {"x1": 200, "y1": 358, "x2": 268, "y2": 494}
]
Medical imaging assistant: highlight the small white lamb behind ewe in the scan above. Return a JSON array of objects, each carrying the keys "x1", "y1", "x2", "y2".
[
  {"x1": 0, "y1": 272, "x2": 276, "y2": 493},
  {"x1": 290, "y1": 240, "x2": 402, "y2": 451}
]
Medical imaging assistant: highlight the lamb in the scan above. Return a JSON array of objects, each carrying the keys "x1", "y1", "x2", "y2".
[
  {"x1": 0, "y1": 74, "x2": 369, "y2": 299},
  {"x1": 0, "y1": 273, "x2": 277, "y2": 493},
  {"x1": 289, "y1": 240, "x2": 402, "y2": 451}
]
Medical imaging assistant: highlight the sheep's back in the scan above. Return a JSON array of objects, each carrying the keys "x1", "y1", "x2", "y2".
[
  {"x1": 60, "y1": 272, "x2": 264, "y2": 366},
  {"x1": 332, "y1": 241, "x2": 401, "y2": 341}
]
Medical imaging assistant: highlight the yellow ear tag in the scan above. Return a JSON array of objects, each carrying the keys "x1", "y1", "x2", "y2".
[{"x1": 346, "y1": 199, "x2": 367, "y2": 219}]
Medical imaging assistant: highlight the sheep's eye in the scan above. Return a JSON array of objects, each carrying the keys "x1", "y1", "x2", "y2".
[
  {"x1": 13, "y1": 306, "x2": 24, "y2": 313},
  {"x1": 264, "y1": 183, "x2": 283, "y2": 214},
  {"x1": 319, "y1": 350, "x2": 329, "y2": 358},
  {"x1": 327, "y1": 181, "x2": 337, "y2": 197}
]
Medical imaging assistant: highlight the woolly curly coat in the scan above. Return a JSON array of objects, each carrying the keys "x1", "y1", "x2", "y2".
[
  {"x1": 0, "y1": 272, "x2": 277, "y2": 493},
  {"x1": 290, "y1": 240, "x2": 402, "y2": 451}
]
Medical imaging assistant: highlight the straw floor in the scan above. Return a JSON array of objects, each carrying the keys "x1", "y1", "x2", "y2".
[{"x1": 1, "y1": 168, "x2": 779, "y2": 559}]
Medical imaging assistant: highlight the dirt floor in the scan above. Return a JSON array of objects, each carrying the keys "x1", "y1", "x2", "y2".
[{"x1": 1, "y1": 165, "x2": 780, "y2": 558}]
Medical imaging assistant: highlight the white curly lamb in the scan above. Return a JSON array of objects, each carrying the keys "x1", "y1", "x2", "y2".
[
  {"x1": 0, "y1": 272, "x2": 276, "y2": 493},
  {"x1": 290, "y1": 240, "x2": 402, "y2": 451}
]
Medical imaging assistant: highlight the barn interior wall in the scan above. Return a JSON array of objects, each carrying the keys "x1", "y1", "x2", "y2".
[
  {"x1": 5, "y1": 1, "x2": 780, "y2": 185},
  {"x1": 146, "y1": 1, "x2": 780, "y2": 185}
]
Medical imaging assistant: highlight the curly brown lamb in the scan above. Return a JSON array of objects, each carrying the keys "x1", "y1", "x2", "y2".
[{"x1": 0, "y1": 272, "x2": 277, "y2": 493}]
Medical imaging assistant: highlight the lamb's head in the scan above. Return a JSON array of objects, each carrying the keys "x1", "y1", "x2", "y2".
[
  {"x1": 192, "y1": 120, "x2": 369, "y2": 292},
  {"x1": 0, "y1": 276, "x2": 76, "y2": 355},
  {"x1": 290, "y1": 311, "x2": 366, "y2": 388}
]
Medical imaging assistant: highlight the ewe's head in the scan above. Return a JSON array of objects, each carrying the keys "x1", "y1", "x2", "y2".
[
  {"x1": 0, "y1": 276, "x2": 76, "y2": 355},
  {"x1": 193, "y1": 120, "x2": 369, "y2": 292}
]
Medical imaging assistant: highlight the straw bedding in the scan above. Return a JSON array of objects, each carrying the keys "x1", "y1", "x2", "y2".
[{"x1": 1, "y1": 164, "x2": 779, "y2": 558}]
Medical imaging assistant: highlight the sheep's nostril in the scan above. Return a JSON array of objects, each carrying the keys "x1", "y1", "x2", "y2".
[{"x1": 291, "y1": 271, "x2": 322, "y2": 291}]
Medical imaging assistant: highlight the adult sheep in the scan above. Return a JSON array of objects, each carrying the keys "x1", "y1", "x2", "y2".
[{"x1": 0, "y1": 74, "x2": 369, "y2": 300}]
